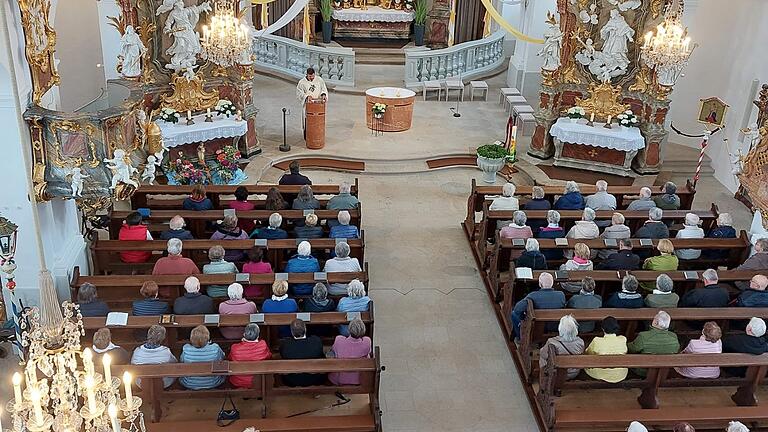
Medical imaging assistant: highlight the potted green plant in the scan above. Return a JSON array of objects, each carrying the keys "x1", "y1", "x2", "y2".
[
  {"x1": 476, "y1": 141, "x2": 512, "y2": 184},
  {"x1": 413, "y1": 0, "x2": 427, "y2": 46},
  {"x1": 319, "y1": 0, "x2": 333, "y2": 44}
]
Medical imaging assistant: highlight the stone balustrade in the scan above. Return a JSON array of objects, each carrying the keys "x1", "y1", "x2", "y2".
[
  {"x1": 253, "y1": 34, "x2": 356, "y2": 87},
  {"x1": 404, "y1": 30, "x2": 506, "y2": 88}
]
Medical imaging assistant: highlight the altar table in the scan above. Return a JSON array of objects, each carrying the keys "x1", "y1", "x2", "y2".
[
  {"x1": 332, "y1": 7, "x2": 415, "y2": 39},
  {"x1": 155, "y1": 113, "x2": 248, "y2": 148},
  {"x1": 550, "y1": 117, "x2": 645, "y2": 176},
  {"x1": 365, "y1": 87, "x2": 415, "y2": 132}
]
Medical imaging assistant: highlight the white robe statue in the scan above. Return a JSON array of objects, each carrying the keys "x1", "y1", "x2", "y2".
[
  {"x1": 119, "y1": 25, "x2": 147, "y2": 78},
  {"x1": 538, "y1": 19, "x2": 563, "y2": 72},
  {"x1": 104, "y1": 149, "x2": 139, "y2": 190},
  {"x1": 156, "y1": 0, "x2": 212, "y2": 72},
  {"x1": 599, "y1": 9, "x2": 634, "y2": 74},
  {"x1": 70, "y1": 167, "x2": 88, "y2": 197}
]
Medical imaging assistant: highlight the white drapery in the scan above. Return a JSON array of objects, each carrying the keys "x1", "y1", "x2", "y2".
[
  {"x1": 549, "y1": 117, "x2": 645, "y2": 152},
  {"x1": 251, "y1": 0, "x2": 309, "y2": 37}
]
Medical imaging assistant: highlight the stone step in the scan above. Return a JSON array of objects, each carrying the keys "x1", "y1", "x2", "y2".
[{"x1": 354, "y1": 47, "x2": 407, "y2": 65}]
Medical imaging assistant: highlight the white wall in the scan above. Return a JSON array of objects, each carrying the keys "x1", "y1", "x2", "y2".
[
  {"x1": 97, "y1": 0, "x2": 122, "y2": 82},
  {"x1": 667, "y1": 0, "x2": 768, "y2": 192},
  {"x1": 505, "y1": 0, "x2": 556, "y2": 97}
]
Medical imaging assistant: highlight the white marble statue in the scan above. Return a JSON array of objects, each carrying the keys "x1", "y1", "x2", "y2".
[
  {"x1": 599, "y1": 9, "x2": 634, "y2": 74},
  {"x1": 574, "y1": 36, "x2": 613, "y2": 82},
  {"x1": 70, "y1": 167, "x2": 89, "y2": 197},
  {"x1": 607, "y1": 0, "x2": 641, "y2": 12},
  {"x1": 104, "y1": 149, "x2": 139, "y2": 190},
  {"x1": 142, "y1": 155, "x2": 161, "y2": 185},
  {"x1": 538, "y1": 15, "x2": 563, "y2": 72},
  {"x1": 119, "y1": 25, "x2": 147, "y2": 78},
  {"x1": 156, "y1": 0, "x2": 212, "y2": 73},
  {"x1": 578, "y1": 3, "x2": 597, "y2": 25}
]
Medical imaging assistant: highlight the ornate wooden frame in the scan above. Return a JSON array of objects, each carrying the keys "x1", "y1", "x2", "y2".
[{"x1": 17, "y1": 0, "x2": 60, "y2": 105}]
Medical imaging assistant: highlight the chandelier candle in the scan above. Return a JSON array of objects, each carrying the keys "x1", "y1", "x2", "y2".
[
  {"x1": 83, "y1": 348, "x2": 95, "y2": 376},
  {"x1": 123, "y1": 372, "x2": 133, "y2": 410},
  {"x1": 85, "y1": 375, "x2": 97, "y2": 414},
  {"x1": 29, "y1": 387, "x2": 43, "y2": 425},
  {"x1": 102, "y1": 353, "x2": 112, "y2": 386},
  {"x1": 108, "y1": 404, "x2": 120, "y2": 432},
  {"x1": 12, "y1": 373, "x2": 22, "y2": 406}
]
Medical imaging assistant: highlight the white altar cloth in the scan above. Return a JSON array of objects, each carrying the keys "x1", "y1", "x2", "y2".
[
  {"x1": 549, "y1": 117, "x2": 645, "y2": 152},
  {"x1": 156, "y1": 113, "x2": 248, "y2": 148},
  {"x1": 364, "y1": 87, "x2": 416, "y2": 99},
  {"x1": 332, "y1": 6, "x2": 415, "y2": 22}
]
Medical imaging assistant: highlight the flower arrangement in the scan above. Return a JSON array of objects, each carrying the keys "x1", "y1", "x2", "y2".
[
  {"x1": 211, "y1": 145, "x2": 242, "y2": 183},
  {"x1": 372, "y1": 103, "x2": 387, "y2": 118},
  {"x1": 476, "y1": 142, "x2": 513, "y2": 160},
  {"x1": 566, "y1": 106, "x2": 586, "y2": 119},
  {"x1": 404, "y1": 0, "x2": 414, "y2": 9},
  {"x1": 617, "y1": 110, "x2": 639, "y2": 127},
  {"x1": 158, "y1": 107, "x2": 181, "y2": 123},
  {"x1": 166, "y1": 152, "x2": 208, "y2": 185},
  {"x1": 215, "y1": 99, "x2": 237, "y2": 117}
]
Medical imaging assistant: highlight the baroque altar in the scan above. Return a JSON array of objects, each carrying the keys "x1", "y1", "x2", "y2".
[{"x1": 332, "y1": 6, "x2": 415, "y2": 39}]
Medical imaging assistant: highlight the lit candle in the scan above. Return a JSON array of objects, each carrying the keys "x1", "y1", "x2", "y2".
[
  {"x1": 123, "y1": 372, "x2": 133, "y2": 410},
  {"x1": 186, "y1": 110, "x2": 192, "y2": 120},
  {"x1": 12, "y1": 372, "x2": 23, "y2": 406},
  {"x1": 108, "y1": 403, "x2": 120, "y2": 432},
  {"x1": 83, "y1": 348, "x2": 95, "y2": 377},
  {"x1": 29, "y1": 386, "x2": 44, "y2": 425},
  {"x1": 511, "y1": 125, "x2": 518, "y2": 141},
  {"x1": 590, "y1": 113, "x2": 595, "y2": 123},
  {"x1": 102, "y1": 353, "x2": 112, "y2": 387},
  {"x1": 206, "y1": 107, "x2": 211, "y2": 117},
  {"x1": 85, "y1": 375, "x2": 97, "y2": 414},
  {"x1": 607, "y1": 115, "x2": 612, "y2": 124}
]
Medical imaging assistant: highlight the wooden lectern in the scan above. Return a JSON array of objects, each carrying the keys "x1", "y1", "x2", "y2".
[{"x1": 305, "y1": 100, "x2": 326, "y2": 149}]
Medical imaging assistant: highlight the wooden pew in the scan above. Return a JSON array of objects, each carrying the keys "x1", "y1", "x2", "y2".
[
  {"x1": 70, "y1": 266, "x2": 370, "y2": 311},
  {"x1": 91, "y1": 236, "x2": 366, "y2": 275},
  {"x1": 109, "y1": 208, "x2": 362, "y2": 240},
  {"x1": 538, "y1": 350, "x2": 768, "y2": 432},
  {"x1": 145, "y1": 197, "x2": 336, "y2": 210},
  {"x1": 112, "y1": 346, "x2": 382, "y2": 428},
  {"x1": 514, "y1": 301, "x2": 768, "y2": 383},
  {"x1": 130, "y1": 180, "x2": 360, "y2": 209},
  {"x1": 485, "y1": 231, "x2": 752, "y2": 297},
  {"x1": 463, "y1": 178, "x2": 697, "y2": 240},
  {"x1": 82, "y1": 308, "x2": 374, "y2": 353}
]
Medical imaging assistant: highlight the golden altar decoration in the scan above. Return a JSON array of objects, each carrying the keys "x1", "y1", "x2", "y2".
[
  {"x1": 159, "y1": 74, "x2": 220, "y2": 114},
  {"x1": 17, "y1": 0, "x2": 60, "y2": 105},
  {"x1": 574, "y1": 82, "x2": 630, "y2": 122}
]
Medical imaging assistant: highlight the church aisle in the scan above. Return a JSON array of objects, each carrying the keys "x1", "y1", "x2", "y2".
[{"x1": 303, "y1": 169, "x2": 539, "y2": 432}]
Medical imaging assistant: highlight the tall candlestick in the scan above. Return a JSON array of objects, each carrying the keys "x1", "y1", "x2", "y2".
[
  {"x1": 102, "y1": 353, "x2": 112, "y2": 386},
  {"x1": 123, "y1": 372, "x2": 133, "y2": 410},
  {"x1": 511, "y1": 125, "x2": 518, "y2": 141},
  {"x1": 29, "y1": 386, "x2": 44, "y2": 425},
  {"x1": 12, "y1": 372, "x2": 22, "y2": 406},
  {"x1": 83, "y1": 348, "x2": 95, "y2": 377},
  {"x1": 607, "y1": 115, "x2": 612, "y2": 124},
  {"x1": 109, "y1": 404, "x2": 120, "y2": 432},
  {"x1": 85, "y1": 375, "x2": 97, "y2": 414}
]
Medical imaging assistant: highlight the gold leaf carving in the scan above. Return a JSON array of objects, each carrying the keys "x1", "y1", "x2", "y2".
[
  {"x1": 575, "y1": 82, "x2": 630, "y2": 122},
  {"x1": 18, "y1": 0, "x2": 60, "y2": 105},
  {"x1": 159, "y1": 74, "x2": 220, "y2": 113}
]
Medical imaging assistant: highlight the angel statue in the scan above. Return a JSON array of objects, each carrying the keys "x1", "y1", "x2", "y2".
[
  {"x1": 142, "y1": 155, "x2": 162, "y2": 185},
  {"x1": 70, "y1": 167, "x2": 89, "y2": 197},
  {"x1": 599, "y1": 9, "x2": 635, "y2": 75},
  {"x1": 104, "y1": 149, "x2": 139, "y2": 190},
  {"x1": 537, "y1": 12, "x2": 563, "y2": 72},
  {"x1": 118, "y1": 25, "x2": 147, "y2": 78},
  {"x1": 156, "y1": 0, "x2": 212, "y2": 73}
]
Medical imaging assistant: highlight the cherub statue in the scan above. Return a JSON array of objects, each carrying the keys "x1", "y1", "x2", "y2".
[
  {"x1": 142, "y1": 155, "x2": 161, "y2": 185},
  {"x1": 70, "y1": 167, "x2": 89, "y2": 197},
  {"x1": 197, "y1": 143, "x2": 206, "y2": 163},
  {"x1": 104, "y1": 149, "x2": 139, "y2": 190}
]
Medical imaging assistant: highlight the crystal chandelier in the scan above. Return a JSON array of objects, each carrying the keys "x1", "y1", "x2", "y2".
[
  {"x1": 201, "y1": 0, "x2": 251, "y2": 67},
  {"x1": 4, "y1": 272, "x2": 144, "y2": 432},
  {"x1": 640, "y1": 0, "x2": 696, "y2": 87}
]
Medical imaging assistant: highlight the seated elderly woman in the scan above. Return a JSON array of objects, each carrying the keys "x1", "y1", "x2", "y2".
[
  {"x1": 303, "y1": 283, "x2": 336, "y2": 312},
  {"x1": 218, "y1": 283, "x2": 258, "y2": 339},
  {"x1": 565, "y1": 208, "x2": 599, "y2": 259},
  {"x1": 585, "y1": 180, "x2": 617, "y2": 211},
  {"x1": 703, "y1": 212, "x2": 736, "y2": 259},
  {"x1": 645, "y1": 274, "x2": 679, "y2": 308},
  {"x1": 130, "y1": 325, "x2": 178, "y2": 388},
  {"x1": 180, "y1": 325, "x2": 225, "y2": 390},
  {"x1": 328, "y1": 181, "x2": 360, "y2": 210},
  {"x1": 500, "y1": 210, "x2": 533, "y2": 240},
  {"x1": 554, "y1": 181, "x2": 585, "y2": 210},
  {"x1": 559, "y1": 243, "x2": 594, "y2": 293},
  {"x1": 203, "y1": 245, "x2": 239, "y2": 298},
  {"x1": 182, "y1": 184, "x2": 214, "y2": 211},
  {"x1": 675, "y1": 213, "x2": 705, "y2": 260},
  {"x1": 604, "y1": 275, "x2": 644, "y2": 308},
  {"x1": 294, "y1": 213, "x2": 324, "y2": 239},
  {"x1": 91, "y1": 328, "x2": 130, "y2": 366},
  {"x1": 675, "y1": 321, "x2": 722, "y2": 379},
  {"x1": 228, "y1": 323, "x2": 272, "y2": 389},
  {"x1": 537, "y1": 210, "x2": 565, "y2": 260},
  {"x1": 641, "y1": 239, "x2": 678, "y2": 291},
  {"x1": 567, "y1": 277, "x2": 601, "y2": 332},
  {"x1": 132, "y1": 281, "x2": 170, "y2": 316},
  {"x1": 525, "y1": 186, "x2": 551, "y2": 232},
  {"x1": 538, "y1": 315, "x2": 585, "y2": 380},
  {"x1": 285, "y1": 241, "x2": 320, "y2": 295},
  {"x1": 584, "y1": 316, "x2": 628, "y2": 383},
  {"x1": 515, "y1": 238, "x2": 547, "y2": 270},
  {"x1": 324, "y1": 242, "x2": 362, "y2": 295},
  {"x1": 627, "y1": 187, "x2": 656, "y2": 211},
  {"x1": 251, "y1": 213, "x2": 289, "y2": 239},
  {"x1": 490, "y1": 182, "x2": 519, "y2": 211},
  {"x1": 210, "y1": 214, "x2": 249, "y2": 261},
  {"x1": 160, "y1": 215, "x2": 194, "y2": 240},
  {"x1": 262, "y1": 280, "x2": 299, "y2": 313},
  {"x1": 330, "y1": 210, "x2": 359, "y2": 239},
  {"x1": 635, "y1": 207, "x2": 670, "y2": 239},
  {"x1": 653, "y1": 181, "x2": 681, "y2": 210},
  {"x1": 329, "y1": 318, "x2": 373, "y2": 385},
  {"x1": 77, "y1": 283, "x2": 110, "y2": 317},
  {"x1": 337, "y1": 279, "x2": 371, "y2": 336},
  {"x1": 599, "y1": 212, "x2": 631, "y2": 260}
]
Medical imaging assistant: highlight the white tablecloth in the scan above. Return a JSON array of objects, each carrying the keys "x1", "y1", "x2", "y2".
[
  {"x1": 365, "y1": 87, "x2": 416, "y2": 99},
  {"x1": 549, "y1": 117, "x2": 645, "y2": 152},
  {"x1": 156, "y1": 113, "x2": 248, "y2": 148},
  {"x1": 332, "y1": 6, "x2": 415, "y2": 22}
]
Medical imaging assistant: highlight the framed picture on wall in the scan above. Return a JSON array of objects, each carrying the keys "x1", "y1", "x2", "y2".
[{"x1": 697, "y1": 97, "x2": 729, "y2": 128}]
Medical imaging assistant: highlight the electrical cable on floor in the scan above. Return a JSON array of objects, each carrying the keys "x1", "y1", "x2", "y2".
[{"x1": 285, "y1": 392, "x2": 351, "y2": 417}]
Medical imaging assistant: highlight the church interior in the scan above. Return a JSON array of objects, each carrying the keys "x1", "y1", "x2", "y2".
[{"x1": 2, "y1": 0, "x2": 768, "y2": 431}]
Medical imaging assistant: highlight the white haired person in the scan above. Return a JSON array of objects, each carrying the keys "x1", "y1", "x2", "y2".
[
  {"x1": 585, "y1": 180, "x2": 617, "y2": 211},
  {"x1": 511, "y1": 273, "x2": 565, "y2": 338},
  {"x1": 727, "y1": 421, "x2": 751, "y2": 432},
  {"x1": 330, "y1": 210, "x2": 359, "y2": 239},
  {"x1": 722, "y1": 317, "x2": 768, "y2": 377},
  {"x1": 228, "y1": 323, "x2": 272, "y2": 389},
  {"x1": 218, "y1": 283, "x2": 258, "y2": 339},
  {"x1": 626, "y1": 187, "x2": 655, "y2": 211},
  {"x1": 210, "y1": 213, "x2": 249, "y2": 261},
  {"x1": 490, "y1": 182, "x2": 519, "y2": 211},
  {"x1": 160, "y1": 215, "x2": 194, "y2": 240},
  {"x1": 152, "y1": 238, "x2": 201, "y2": 280},
  {"x1": 736, "y1": 238, "x2": 768, "y2": 290},
  {"x1": 337, "y1": 279, "x2": 371, "y2": 336},
  {"x1": 680, "y1": 268, "x2": 729, "y2": 308},
  {"x1": 538, "y1": 315, "x2": 585, "y2": 379},
  {"x1": 327, "y1": 181, "x2": 360, "y2": 210},
  {"x1": 599, "y1": 213, "x2": 631, "y2": 259},
  {"x1": 173, "y1": 276, "x2": 215, "y2": 315},
  {"x1": 284, "y1": 241, "x2": 320, "y2": 295},
  {"x1": 565, "y1": 208, "x2": 600, "y2": 244},
  {"x1": 554, "y1": 181, "x2": 585, "y2": 210},
  {"x1": 627, "y1": 311, "x2": 680, "y2": 376},
  {"x1": 703, "y1": 212, "x2": 736, "y2": 260},
  {"x1": 635, "y1": 207, "x2": 670, "y2": 239},
  {"x1": 524, "y1": 186, "x2": 552, "y2": 233},
  {"x1": 516, "y1": 238, "x2": 547, "y2": 270},
  {"x1": 500, "y1": 210, "x2": 533, "y2": 240},
  {"x1": 675, "y1": 212, "x2": 704, "y2": 260},
  {"x1": 251, "y1": 212, "x2": 288, "y2": 239},
  {"x1": 324, "y1": 242, "x2": 362, "y2": 295},
  {"x1": 538, "y1": 210, "x2": 566, "y2": 261}
]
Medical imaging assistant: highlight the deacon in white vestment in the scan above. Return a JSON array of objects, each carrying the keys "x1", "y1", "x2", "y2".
[{"x1": 296, "y1": 68, "x2": 328, "y2": 139}]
